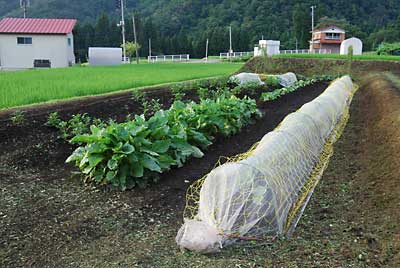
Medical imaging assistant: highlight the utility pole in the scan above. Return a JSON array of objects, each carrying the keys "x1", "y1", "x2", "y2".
[
  {"x1": 132, "y1": 13, "x2": 139, "y2": 64},
  {"x1": 119, "y1": 0, "x2": 127, "y2": 63},
  {"x1": 229, "y1": 25, "x2": 233, "y2": 55},
  {"x1": 148, "y1": 38, "x2": 152, "y2": 60},
  {"x1": 205, "y1": 38, "x2": 209, "y2": 61},
  {"x1": 310, "y1": 5, "x2": 316, "y2": 52},
  {"x1": 20, "y1": 0, "x2": 29, "y2": 18}
]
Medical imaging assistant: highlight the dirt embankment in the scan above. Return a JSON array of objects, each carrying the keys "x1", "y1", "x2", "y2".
[
  {"x1": 241, "y1": 57, "x2": 400, "y2": 77},
  {"x1": 353, "y1": 75, "x2": 400, "y2": 266},
  {"x1": 303, "y1": 74, "x2": 400, "y2": 267}
]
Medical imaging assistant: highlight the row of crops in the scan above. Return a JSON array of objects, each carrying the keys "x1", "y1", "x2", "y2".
[{"x1": 46, "y1": 74, "x2": 341, "y2": 190}]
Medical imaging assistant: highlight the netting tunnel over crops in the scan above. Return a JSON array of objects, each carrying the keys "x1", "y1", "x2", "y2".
[{"x1": 176, "y1": 76, "x2": 358, "y2": 253}]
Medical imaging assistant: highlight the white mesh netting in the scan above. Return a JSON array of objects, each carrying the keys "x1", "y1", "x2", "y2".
[
  {"x1": 230, "y1": 73, "x2": 265, "y2": 86},
  {"x1": 277, "y1": 72, "x2": 298, "y2": 87},
  {"x1": 176, "y1": 76, "x2": 358, "y2": 254}
]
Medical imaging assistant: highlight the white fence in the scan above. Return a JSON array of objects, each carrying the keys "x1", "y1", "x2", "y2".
[
  {"x1": 280, "y1": 49, "x2": 332, "y2": 54},
  {"x1": 220, "y1": 52, "x2": 254, "y2": 59},
  {"x1": 148, "y1": 54, "x2": 190, "y2": 63}
]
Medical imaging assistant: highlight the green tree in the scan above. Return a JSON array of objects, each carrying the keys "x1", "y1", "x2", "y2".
[
  {"x1": 121, "y1": 41, "x2": 141, "y2": 61},
  {"x1": 292, "y1": 5, "x2": 310, "y2": 48},
  {"x1": 94, "y1": 13, "x2": 111, "y2": 47}
]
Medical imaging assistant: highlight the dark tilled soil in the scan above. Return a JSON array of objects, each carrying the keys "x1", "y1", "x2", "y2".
[{"x1": 0, "y1": 81, "x2": 329, "y2": 268}]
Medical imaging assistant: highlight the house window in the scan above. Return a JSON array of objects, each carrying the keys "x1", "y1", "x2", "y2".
[
  {"x1": 325, "y1": 33, "x2": 341, "y2": 40},
  {"x1": 67, "y1": 38, "x2": 72, "y2": 47},
  {"x1": 17, "y1": 37, "x2": 32, "y2": 45}
]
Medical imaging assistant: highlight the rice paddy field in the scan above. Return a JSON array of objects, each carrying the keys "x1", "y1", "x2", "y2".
[{"x1": 0, "y1": 62, "x2": 242, "y2": 109}]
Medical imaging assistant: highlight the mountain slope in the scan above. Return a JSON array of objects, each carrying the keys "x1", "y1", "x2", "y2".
[{"x1": 1, "y1": 0, "x2": 399, "y2": 54}]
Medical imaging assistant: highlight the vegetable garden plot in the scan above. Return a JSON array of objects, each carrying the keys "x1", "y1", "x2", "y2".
[
  {"x1": 0, "y1": 78, "x2": 332, "y2": 268},
  {"x1": 177, "y1": 76, "x2": 358, "y2": 253}
]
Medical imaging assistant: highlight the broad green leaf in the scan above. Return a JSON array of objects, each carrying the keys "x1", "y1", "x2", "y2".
[
  {"x1": 106, "y1": 171, "x2": 116, "y2": 181},
  {"x1": 131, "y1": 161, "x2": 144, "y2": 178},
  {"x1": 121, "y1": 143, "x2": 135, "y2": 154},
  {"x1": 107, "y1": 158, "x2": 118, "y2": 170},
  {"x1": 66, "y1": 147, "x2": 85, "y2": 163},
  {"x1": 190, "y1": 146, "x2": 204, "y2": 158},
  {"x1": 151, "y1": 140, "x2": 171, "y2": 153},
  {"x1": 129, "y1": 124, "x2": 147, "y2": 136},
  {"x1": 70, "y1": 134, "x2": 97, "y2": 144},
  {"x1": 88, "y1": 154, "x2": 104, "y2": 168},
  {"x1": 87, "y1": 142, "x2": 107, "y2": 154},
  {"x1": 142, "y1": 155, "x2": 162, "y2": 173}
]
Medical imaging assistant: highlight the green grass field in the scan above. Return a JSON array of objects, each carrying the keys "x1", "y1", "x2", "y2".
[
  {"x1": 274, "y1": 53, "x2": 400, "y2": 61},
  {"x1": 0, "y1": 62, "x2": 242, "y2": 110}
]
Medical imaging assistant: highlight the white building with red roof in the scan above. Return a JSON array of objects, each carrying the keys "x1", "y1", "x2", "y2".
[{"x1": 0, "y1": 18, "x2": 77, "y2": 69}]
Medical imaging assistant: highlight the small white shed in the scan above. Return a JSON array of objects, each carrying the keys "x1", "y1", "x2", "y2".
[
  {"x1": 254, "y1": 40, "x2": 280, "y2": 57},
  {"x1": 88, "y1": 47, "x2": 122, "y2": 66},
  {"x1": 340, "y1": 37, "x2": 363, "y2": 55}
]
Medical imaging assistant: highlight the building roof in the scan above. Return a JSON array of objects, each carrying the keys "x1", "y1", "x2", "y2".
[
  {"x1": 0, "y1": 18, "x2": 77, "y2": 34},
  {"x1": 314, "y1": 25, "x2": 345, "y2": 33}
]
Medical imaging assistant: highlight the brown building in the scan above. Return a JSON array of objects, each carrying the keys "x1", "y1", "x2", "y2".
[{"x1": 310, "y1": 25, "x2": 346, "y2": 54}]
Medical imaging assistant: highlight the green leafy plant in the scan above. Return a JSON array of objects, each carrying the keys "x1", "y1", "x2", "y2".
[
  {"x1": 47, "y1": 112, "x2": 106, "y2": 140},
  {"x1": 197, "y1": 87, "x2": 210, "y2": 100},
  {"x1": 67, "y1": 96, "x2": 260, "y2": 190},
  {"x1": 170, "y1": 84, "x2": 187, "y2": 101},
  {"x1": 263, "y1": 75, "x2": 280, "y2": 88},
  {"x1": 143, "y1": 98, "x2": 163, "y2": 117},
  {"x1": 132, "y1": 90, "x2": 146, "y2": 102},
  {"x1": 10, "y1": 110, "x2": 25, "y2": 125},
  {"x1": 260, "y1": 75, "x2": 341, "y2": 102}
]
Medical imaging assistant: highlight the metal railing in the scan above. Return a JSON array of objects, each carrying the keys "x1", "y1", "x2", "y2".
[
  {"x1": 219, "y1": 51, "x2": 254, "y2": 59},
  {"x1": 148, "y1": 54, "x2": 190, "y2": 63},
  {"x1": 280, "y1": 49, "x2": 332, "y2": 54}
]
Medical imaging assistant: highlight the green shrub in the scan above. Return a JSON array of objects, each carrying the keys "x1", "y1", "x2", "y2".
[{"x1": 377, "y1": 42, "x2": 400, "y2": 55}]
